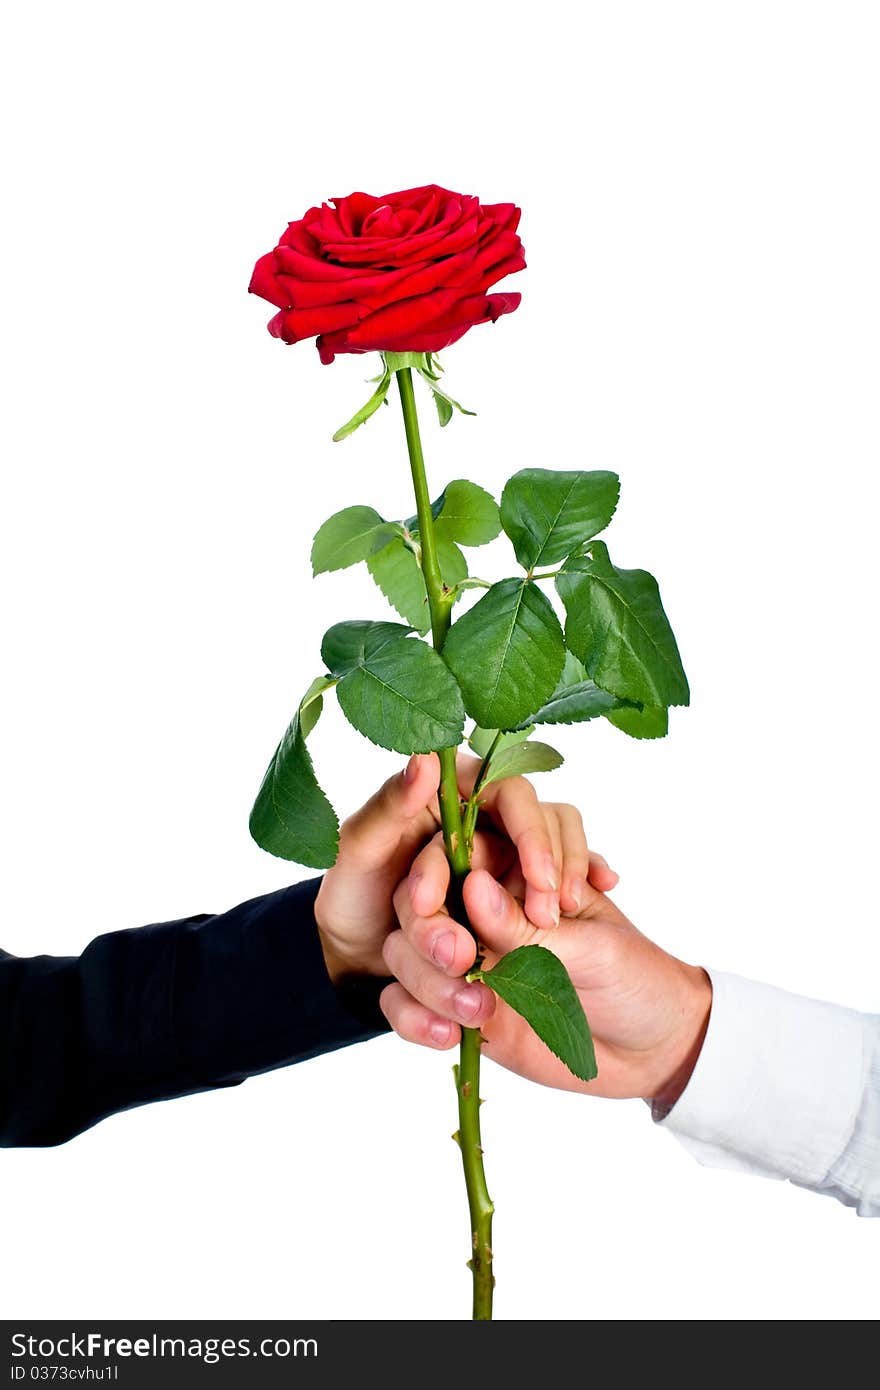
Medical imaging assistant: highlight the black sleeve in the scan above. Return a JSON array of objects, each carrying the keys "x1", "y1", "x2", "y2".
[{"x1": 0, "y1": 878, "x2": 391, "y2": 1148}]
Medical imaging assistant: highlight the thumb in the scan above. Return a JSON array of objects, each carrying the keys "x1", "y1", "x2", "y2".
[
  {"x1": 463, "y1": 869, "x2": 540, "y2": 958},
  {"x1": 341, "y1": 753, "x2": 441, "y2": 862},
  {"x1": 389, "y1": 752, "x2": 442, "y2": 821}
]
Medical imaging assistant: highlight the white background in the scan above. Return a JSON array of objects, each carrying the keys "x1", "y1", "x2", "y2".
[{"x1": 1, "y1": 0, "x2": 877, "y2": 1322}]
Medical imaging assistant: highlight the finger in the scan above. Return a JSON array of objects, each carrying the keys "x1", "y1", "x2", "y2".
[
  {"x1": 587, "y1": 851, "x2": 619, "y2": 893},
  {"x1": 379, "y1": 982, "x2": 461, "y2": 1050},
  {"x1": 523, "y1": 806, "x2": 562, "y2": 929},
  {"x1": 472, "y1": 775, "x2": 559, "y2": 894},
  {"x1": 406, "y1": 834, "x2": 451, "y2": 919},
  {"x1": 547, "y1": 803, "x2": 592, "y2": 914},
  {"x1": 470, "y1": 830, "x2": 518, "y2": 880},
  {"x1": 341, "y1": 754, "x2": 441, "y2": 863},
  {"x1": 406, "y1": 829, "x2": 515, "y2": 921},
  {"x1": 463, "y1": 868, "x2": 541, "y2": 957},
  {"x1": 391, "y1": 884, "x2": 478, "y2": 977},
  {"x1": 375, "y1": 752, "x2": 442, "y2": 823},
  {"x1": 496, "y1": 860, "x2": 526, "y2": 901},
  {"x1": 382, "y1": 930, "x2": 495, "y2": 1028},
  {"x1": 392, "y1": 874, "x2": 475, "y2": 975}
]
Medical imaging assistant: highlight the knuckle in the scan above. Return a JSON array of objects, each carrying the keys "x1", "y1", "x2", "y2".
[
  {"x1": 504, "y1": 774, "x2": 537, "y2": 804},
  {"x1": 401, "y1": 1002, "x2": 427, "y2": 1044},
  {"x1": 378, "y1": 770, "x2": 404, "y2": 807},
  {"x1": 519, "y1": 822, "x2": 548, "y2": 851},
  {"x1": 379, "y1": 982, "x2": 400, "y2": 1021},
  {"x1": 381, "y1": 931, "x2": 402, "y2": 971},
  {"x1": 420, "y1": 1014, "x2": 441, "y2": 1045},
  {"x1": 403, "y1": 911, "x2": 431, "y2": 947},
  {"x1": 335, "y1": 812, "x2": 361, "y2": 850},
  {"x1": 391, "y1": 879, "x2": 410, "y2": 921},
  {"x1": 563, "y1": 803, "x2": 586, "y2": 833},
  {"x1": 412, "y1": 916, "x2": 437, "y2": 955}
]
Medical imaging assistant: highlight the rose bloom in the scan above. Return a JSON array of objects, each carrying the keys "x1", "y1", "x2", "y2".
[{"x1": 249, "y1": 184, "x2": 525, "y2": 363}]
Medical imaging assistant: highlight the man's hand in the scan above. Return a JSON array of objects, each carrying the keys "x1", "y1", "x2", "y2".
[
  {"x1": 314, "y1": 753, "x2": 618, "y2": 987},
  {"x1": 382, "y1": 845, "x2": 711, "y2": 1107}
]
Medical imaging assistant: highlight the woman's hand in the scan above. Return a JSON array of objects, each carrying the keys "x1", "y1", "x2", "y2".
[
  {"x1": 382, "y1": 848, "x2": 711, "y2": 1106},
  {"x1": 314, "y1": 753, "x2": 617, "y2": 984}
]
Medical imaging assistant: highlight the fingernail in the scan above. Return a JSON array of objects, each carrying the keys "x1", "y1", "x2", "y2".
[
  {"x1": 489, "y1": 877, "x2": 505, "y2": 915},
  {"x1": 430, "y1": 1019, "x2": 452, "y2": 1045},
  {"x1": 568, "y1": 878, "x2": 584, "y2": 911},
  {"x1": 408, "y1": 869, "x2": 423, "y2": 905},
  {"x1": 431, "y1": 931, "x2": 456, "y2": 968},
  {"x1": 544, "y1": 855, "x2": 559, "y2": 891},
  {"x1": 404, "y1": 754, "x2": 419, "y2": 783},
  {"x1": 550, "y1": 899, "x2": 560, "y2": 927},
  {"x1": 454, "y1": 987, "x2": 482, "y2": 1021}
]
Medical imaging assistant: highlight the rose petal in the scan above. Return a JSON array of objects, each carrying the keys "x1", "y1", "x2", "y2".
[
  {"x1": 279, "y1": 219, "x2": 321, "y2": 255},
  {"x1": 407, "y1": 290, "x2": 522, "y2": 339},
  {"x1": 317, "y1": 202, "x2": 475, "y2": 266},
  {"x1": 269, "y1": 301, "x2": 362, "y2": 344},
  {"x1": 333, "y1": 191, "x2": 379, "y2": 235},
  {"x1": 353, "y1": 250, "x2": 477, "y2": 311},
  {"x1": 372, "y1": 291, "x2": 522, "y2": 352},
  {"x1": 443, "y1": 231, "x2": 524, "y2": 287},
  {"x1": 248, "y1": 251, "x2": 291, "y2": 309},
  {"x1": 254, "y1": 188, "x2": 524, "y2": 361},
  {"x1": 279, "y1": 269, "x2": 405, "y2": 309},
  {"x1": 274, "y1": 243, "x2": 377, "y2": 283},
  {"x1": 480, "y1": 203, "x2": 522, "y2": 234},
  {"x1": 341, "y1": 287, "x2": 464, "y2": 347}
]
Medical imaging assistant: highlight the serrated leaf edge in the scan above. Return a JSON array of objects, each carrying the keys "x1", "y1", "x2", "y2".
[{"x1": 483, "y1": 946, "x2": 597, "y2": 1083}]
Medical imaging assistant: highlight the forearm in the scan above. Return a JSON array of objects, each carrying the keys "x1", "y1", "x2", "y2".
[
  {"x1": 0, "y1": 879, "x2": 390, "y2": 1147},
  {"x1": 654, "y1": 969, "x2": 878, "y2": 1215}
]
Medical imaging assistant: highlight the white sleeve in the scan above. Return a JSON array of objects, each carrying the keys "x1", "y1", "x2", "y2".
[{"x1": 654, "y1": 969, "x2": 879, "y2": 1215}]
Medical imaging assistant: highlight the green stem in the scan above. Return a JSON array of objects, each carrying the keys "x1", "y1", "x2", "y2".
[
  {"x1": 394, "y1": 365, "x2": 495, "y2": 1321},
  {"x1": 462, "y1": 731, "x2": 503, "y2": 857},
  {"x1": 455, "y1": 1034, "x2": 494, "y2": 1319}
]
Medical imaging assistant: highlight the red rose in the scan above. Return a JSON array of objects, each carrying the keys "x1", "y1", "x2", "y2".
[{"x1": 249, "y1": 184, "x2": 525, "y2": 364}]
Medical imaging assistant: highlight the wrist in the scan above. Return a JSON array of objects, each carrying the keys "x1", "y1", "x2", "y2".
[
  {"x1": 311, "y1": 880, "x2": 344, "y2": 984},
  {"x1": 316, "y1": 931, "x2": 352, "y2": 986},
  {"x1": 317, "y1": 931, "x2": 388, "y2": 986},
  {"x1": 314, "y1": 881, "x2": 384, "y2": 984},
  {"x1": 314, "y1": 897, "x2": 355, "y2": 985},
  {"x1": 648, "y1": 964, "x2": 712, "y2": 1117}
]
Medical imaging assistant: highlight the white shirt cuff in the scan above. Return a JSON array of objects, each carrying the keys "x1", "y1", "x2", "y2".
[{"x1": 657, "y1": 969, "x2": 866, "y2": 1187}]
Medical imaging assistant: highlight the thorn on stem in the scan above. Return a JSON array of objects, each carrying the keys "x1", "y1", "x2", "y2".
[
  {"x1": 451, "y1": 1130, "x2": 461, "y2": 1147},
  {"x1": 462, "y1": 1081, "x2": 472, "y2": 1099}
]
